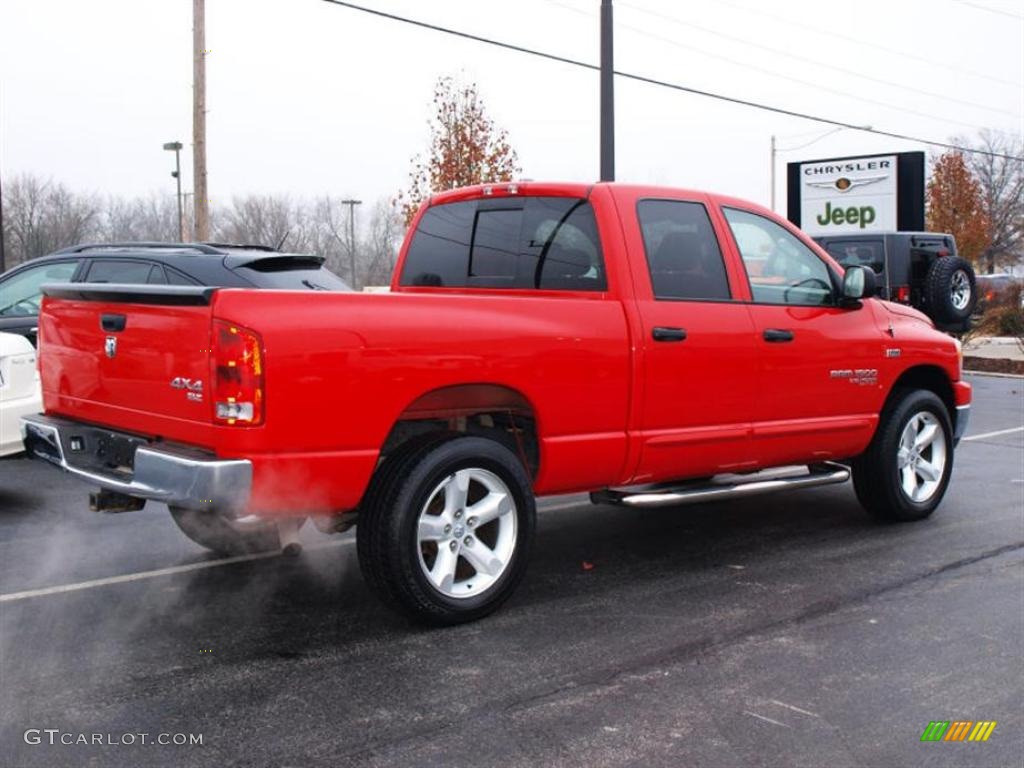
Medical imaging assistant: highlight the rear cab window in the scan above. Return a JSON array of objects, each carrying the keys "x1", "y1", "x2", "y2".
[{"x1": 400, "y1": 196, "x2": 606, "y2": 291}]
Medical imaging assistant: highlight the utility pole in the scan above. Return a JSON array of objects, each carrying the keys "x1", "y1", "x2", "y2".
[
  {"x1": 770, "y1": 134, "x2": 777, "y2": 211},
  {"x1": 193, "y1": 0, "x2": 210, "y2": 241},
  {"x1": 600, "y1": 0, "x2": 615, "y2": 182},
  {"x1": 341, "y1": 199, "x2": 362, "y2": 289},
  {"x1": 163, "y1": 142, "x2": 185, "y2": 241}
]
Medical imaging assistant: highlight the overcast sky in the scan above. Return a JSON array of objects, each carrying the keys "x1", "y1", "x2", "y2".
[{"x1": 1, "y1": 0, "x2": 1021, "y2": 217}]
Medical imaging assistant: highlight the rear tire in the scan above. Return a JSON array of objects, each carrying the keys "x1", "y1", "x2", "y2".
[
  {"x1": 357, "y1": 435, "x2": 535, "y2": 625},
  {"x1": 852, "y1": 389, "x2": 954, "y2": 522},
  {"x1": 925, "y1": 256, "x2": 976, "y2": 324},
  {"x1": 169, "y1": 506, "x2": 285, "y2": 556}
]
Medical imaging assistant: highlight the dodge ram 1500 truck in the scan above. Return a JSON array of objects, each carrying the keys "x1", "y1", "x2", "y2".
[{"x1": 22, "y1": 182, "x2": 971, "y2": 624}]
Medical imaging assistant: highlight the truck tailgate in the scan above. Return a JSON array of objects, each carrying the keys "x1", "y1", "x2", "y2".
[{"x1": 38, "y1": 284, "x2": 217, "y2": 444}]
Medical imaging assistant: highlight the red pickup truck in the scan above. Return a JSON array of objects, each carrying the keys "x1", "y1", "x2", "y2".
[{"x1": 23, "y1": 182, "x2": 971, "y2": 624}]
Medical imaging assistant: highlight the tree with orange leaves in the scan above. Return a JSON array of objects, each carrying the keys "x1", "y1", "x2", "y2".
[
  {"x1": 926, "y1": 151, "x2": 990, "y2": 263},
  {"x1": 396, "y1": 76, "x2": 521, "y2": 226}
]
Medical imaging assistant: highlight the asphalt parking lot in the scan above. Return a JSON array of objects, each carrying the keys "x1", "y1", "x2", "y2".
[{"x1": 0, "y1": 372, "x2": 1021, "y2": 768}]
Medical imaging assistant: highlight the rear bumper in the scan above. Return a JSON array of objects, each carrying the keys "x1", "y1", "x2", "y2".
[{"x1": 20, "y1": 413, "x2": 251, "y2": 511}]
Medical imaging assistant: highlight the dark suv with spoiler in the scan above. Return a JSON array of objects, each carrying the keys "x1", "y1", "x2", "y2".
[
  {"x1": 813, "y1": 232, "x2": 977, "y2": 331},
  {"x1": 0, "y1": 242, "x2": 350, "y2": 344}
]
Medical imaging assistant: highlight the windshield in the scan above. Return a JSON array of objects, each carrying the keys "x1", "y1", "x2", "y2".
[{"x1": 0, "y1": 260, "x2": 79, "y2": 316}]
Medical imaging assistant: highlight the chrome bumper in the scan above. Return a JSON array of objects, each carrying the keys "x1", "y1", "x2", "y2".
[
  {"x1": 20, "y1": 413, "x2": 251, "y2": 510},
  {"x1": 954, "y1": 404, "x2": 970, "y2": 444}
]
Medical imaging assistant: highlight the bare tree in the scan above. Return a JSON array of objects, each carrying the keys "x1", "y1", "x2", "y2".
[
  {"x1": 213, "y1": 195, "x2": 307, "y2": 251},
  {"x1": 957, "y1": 130, "x2": 1024, "y2": 274},
  {"x1": 101, "y1": 194, "x2": 180, "y2": 243},
  {"x1": 3, "y1": 174, "x2": 100, "y2": 267},
  {"x1": 360, "y1": 199, "x2": 403, "y2": 287},
  {"x1": 311, "y1": 196, "x2": 358, "y2": 284},
  {"x1": 0, "y1": 175, "x2": 405, "y2": 289}
]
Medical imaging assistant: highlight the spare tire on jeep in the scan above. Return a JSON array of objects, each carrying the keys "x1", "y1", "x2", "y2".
[{"x1": 925, "y1": 256, "x2": 977, "y2": 324}]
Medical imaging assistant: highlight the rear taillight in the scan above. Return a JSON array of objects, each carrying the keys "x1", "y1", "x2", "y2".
[
  {"x1": 895, "y1": 286, "x2": 911, "y2": 303},
  {"x1": 212, "y1": 320, "x2": 264, "y2": 425}
]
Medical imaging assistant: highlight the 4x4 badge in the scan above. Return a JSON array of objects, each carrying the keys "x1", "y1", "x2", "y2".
[{"x1": 104, "y1": 336, "x2": 117, "y2": 358}]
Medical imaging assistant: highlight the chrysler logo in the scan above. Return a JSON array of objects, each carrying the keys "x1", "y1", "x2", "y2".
[
  {"x1": 806, "y1": 174, "x2": 887, "y2": 193},
  {"x1": 104, "y1": 336, "x2": 117, "y2": 358}
]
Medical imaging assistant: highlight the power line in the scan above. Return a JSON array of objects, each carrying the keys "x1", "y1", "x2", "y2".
[
  {"x1": 952, "y1": 0, "x2": 1024, "y2": 20},
  {"x1": 317, "y1": 0, "x2": 1024, "y2": 162},
  {"x1": 637, "y1": 0, "x2": 1022, "y2": 88},
  {"x1": 547, "y1": 0, "x2": 1007, "y2": 130},
  {"x1": 610, "y1": 0, "x2": 1018, "y2": 119}
]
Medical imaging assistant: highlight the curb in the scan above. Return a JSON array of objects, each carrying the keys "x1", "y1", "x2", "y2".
[
  {"x1": 962, "y1": 356, "x2": 1024, "y2": 377},
  {"x1": 964, "y1": 370, "x2": 1024, "y2": 379}
]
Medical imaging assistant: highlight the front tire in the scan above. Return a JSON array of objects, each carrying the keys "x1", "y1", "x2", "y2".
[
  {"x1": 357, "y1": 436, "x2": 536, "y2": 625},
  {"x1": 852, "y1": 389, "x2": 954, "y2": 522}
]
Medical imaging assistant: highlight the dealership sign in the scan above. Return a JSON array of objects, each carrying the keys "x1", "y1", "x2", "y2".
[{"x1": 787, "y1": 151, "x2": 925, "y2": 235}]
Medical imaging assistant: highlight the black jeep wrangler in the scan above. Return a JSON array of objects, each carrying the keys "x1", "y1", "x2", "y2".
[{"x1": 814, "y1": 232, "x2": 977, "y2": 331}]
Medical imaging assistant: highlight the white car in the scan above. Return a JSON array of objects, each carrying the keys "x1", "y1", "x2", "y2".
[{"x1": 0, "y1": 332, "x2": 41, "y2": 456}]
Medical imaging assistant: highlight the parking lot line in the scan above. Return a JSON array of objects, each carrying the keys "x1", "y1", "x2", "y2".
[
  {"x1": 0, "y1": 540, "x2": 353, "y2": 604},
  {"x1": 743, "y1": 711, "x2": 792, "y2": 728},
  {"x1": 0, "y1": 500, "x2": 595, "y2": 605},
  {"x1": 962, "y1": 426, "x2": 1024, "y2": 442}
]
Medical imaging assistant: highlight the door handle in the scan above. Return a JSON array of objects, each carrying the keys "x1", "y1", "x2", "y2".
[
  {"x1": 652, "y1": 326, "x2": 687, "y2": 342},
  {"x1": 763, "y1": 328, "x2": 794, "y2": 343},
  {"x1": 101, "y1": 314, "x2": 127, "y2": 333}
]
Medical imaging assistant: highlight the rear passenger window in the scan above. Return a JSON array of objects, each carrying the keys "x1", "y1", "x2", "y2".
[
  {"x1": 637, "y1": 200, "x2": 731, "y2": 301},
  {"x1": 84, "y1": 260, "x2": 154, "y2": 284},
  {"x1": 400, "y1": 197, "x2": 606, "y2": 291}
]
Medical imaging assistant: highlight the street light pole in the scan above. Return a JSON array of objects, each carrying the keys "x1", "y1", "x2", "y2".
[
  {"x1": 163, "y1": 141, "x2": 185, "y2": 242},
  {"x1": 341, "y1": 199, "x2": 362, "y2": 289}
]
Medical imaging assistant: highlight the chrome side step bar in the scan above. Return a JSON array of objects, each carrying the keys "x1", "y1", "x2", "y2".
[{"x1": 591, "y1": 462, "x2": 850, "y2": 509}]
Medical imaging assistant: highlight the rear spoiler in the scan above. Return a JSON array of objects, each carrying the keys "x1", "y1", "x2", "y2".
[
  {"x1": 222, "y1": 253, "x2": 326, "y2": 270},
  {"x1": 41, "y1": 283, "x2": 217, "y2": 306}
]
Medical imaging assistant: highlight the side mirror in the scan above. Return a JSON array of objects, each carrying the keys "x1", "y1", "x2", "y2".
[{"x1": 841, "y1": 266, "x2": 877, "y2": 305}]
